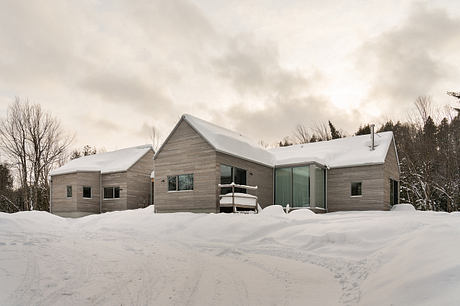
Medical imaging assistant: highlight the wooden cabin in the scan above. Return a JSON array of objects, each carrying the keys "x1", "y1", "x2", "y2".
[{"x1": 50, "y1": 145, "x2": 154, "y2": 217}]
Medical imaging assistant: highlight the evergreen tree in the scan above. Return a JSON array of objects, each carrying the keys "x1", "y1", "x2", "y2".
[{"x1": 328, "y1": 121, "x2": 342, "y2": 139}]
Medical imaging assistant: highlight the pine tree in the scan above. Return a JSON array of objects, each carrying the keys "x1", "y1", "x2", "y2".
[{"x1": 328, "y1": 121, "x2": 342, "y2": 139}]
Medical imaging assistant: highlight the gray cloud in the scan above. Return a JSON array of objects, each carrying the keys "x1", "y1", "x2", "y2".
[{"x1": 356, "y1": 3, "x2": 460, "y2": 115}]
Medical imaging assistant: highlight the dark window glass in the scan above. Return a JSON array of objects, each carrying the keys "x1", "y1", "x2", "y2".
[
  {"x1": 351, "y1": 182, "x2": 362, "y2": 196},
  {"x1": 220, "y1": 165, "x2": 233, "y2": 194},
  {"x1": 104, "y1": 187, "x2": 113, "y2": 199},
  {"x1": 83, "y1": 186, "x2": 92, "y2": 198},
  {"x1": 66, "y1": 185, "x2": 72, "y2": 198},
  {"x1": 114, "y1": 187, "x2": 120, "y2": 198},
  {"x1": 390, "y1": 179, "x2": 398, "y2": 205},
  {"x1": 234, "y1": 167, "x2": 247, "y2": 193},
  {"x1": 275, "y1": 168, "x2": 292, "y2": 206},
  {"x1": 178, "y1": 174, "x2": 193, "y2": 191},
  {"x1": 168, "y1": 176, "x2": 177, "y2": 191}
]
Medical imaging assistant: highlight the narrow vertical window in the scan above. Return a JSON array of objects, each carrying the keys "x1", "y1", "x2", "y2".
[
  {"x1": 66, "y1": 185, "x2": 72, "y2": 198},
  {"x1": 168, "y1": 176, "x2": 177, "y2": 191}
]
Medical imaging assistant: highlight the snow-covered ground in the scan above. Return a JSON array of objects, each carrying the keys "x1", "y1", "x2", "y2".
[{"x1": 1, "y1": 206, "x2": 460, "y2": 306}]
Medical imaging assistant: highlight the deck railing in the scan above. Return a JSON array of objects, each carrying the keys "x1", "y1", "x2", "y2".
[{"x1": 218, "y1": 182, "x2": 258, "y2": 213}]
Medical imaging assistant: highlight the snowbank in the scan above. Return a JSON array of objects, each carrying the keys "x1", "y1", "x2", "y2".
[
  {"x1": 391, "y1": 203, "x2": 416, "y2": 211},
  {"x1": 1, "y1": 208, "x2": 460, "y2": 305},
  {"x1": 288, "y1": 208, "x2": 317, "y2": 219},
  {"x1": 260, "y1": 204, "x2": 286, "y2": 216}
]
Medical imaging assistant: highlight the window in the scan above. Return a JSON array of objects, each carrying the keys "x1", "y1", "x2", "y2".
[
  {"x1": 220, "y1": 165, "x2": 247, "y2": 194},
  {"x1": 66, "y1": 185, "x2": 72, "y2": 198},
  {"x1": 351, "y1": 182, "x2": 362, "y2": 196},
  {"x1": 104, "y1": 187, "x2": 120, "y2": 199},
  {"x1": 83, "y1": 186, "x2": 92, "y2": 198},
  {"x1": 390, "y1": 179, "x2": 399, "y2": 205},
  {"x1": 168, "y1": 174, "x2": 194, "y2": 191}
]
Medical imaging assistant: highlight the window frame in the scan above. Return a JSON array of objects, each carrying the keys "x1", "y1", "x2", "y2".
[
  {"x1": 219, "y1": 164, "x2": 247, "y2": 194},
  {"x1": 103, "y1": 186, "x2": 121, "y2": 200},
  {"x1": 168, "y1": 174, "x2": 194, "y2": 192},
  {"x1": 82, "y1": 186, "x2": 92, "y2": 199},
  {"x1": 350, "y1": 182, "x2": 362, "y2": 197},
  {"x1": 66, "y1": 185, "x2": 72, "y2": 198}
]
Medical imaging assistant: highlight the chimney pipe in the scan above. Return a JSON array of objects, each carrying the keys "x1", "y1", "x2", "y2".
[{"x1": 370, "y1": 124, "x2": 375, "y2": 151}]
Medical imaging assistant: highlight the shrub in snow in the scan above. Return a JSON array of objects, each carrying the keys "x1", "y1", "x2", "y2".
[
  {"x1": 260, "y1": 205, "x2": 286, "y2": 216},
  {"x1": 391, "y1": 204, "x2": 416, "y2": 212},
  {"x1": 288, "y1": 208, "x2": 316, "y2": 218}
]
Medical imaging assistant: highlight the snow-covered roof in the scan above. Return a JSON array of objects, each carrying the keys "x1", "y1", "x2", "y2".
[
  {"x1": 50, "y1": 145, "x2": 153, "y2": 176},
  {"x1": 158, "y1": 114, "x2": 395, "y2": 169},
  {"x1": 269, "y1": 131, "x2": 394, "y2": 168},
  {"x1": 182, "y1": 114, "x2": 275, "y2": 167}
]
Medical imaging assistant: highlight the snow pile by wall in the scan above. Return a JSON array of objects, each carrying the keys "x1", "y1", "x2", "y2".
[{"x1": 391, "y1": 204, "x2": 416, "y2": 211}]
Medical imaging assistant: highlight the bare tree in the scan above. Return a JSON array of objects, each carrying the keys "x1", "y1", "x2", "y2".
[
  {"x1": 149, "y1": 125, "x2": 161, "y2": 152},
  {"x1": 0, "y1": 98, "x2": 72, "y2": 210},
  {"x1": 293, "y1": 124, "x2": 310, "y2": 144},
  {"x1": 312, "y1": 122, "x2": 331, "y2": 141}
]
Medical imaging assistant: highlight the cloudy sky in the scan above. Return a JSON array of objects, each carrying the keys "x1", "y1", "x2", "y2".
[{"x1": 1, "y1": 0, "x2": 460, "y2": 151}]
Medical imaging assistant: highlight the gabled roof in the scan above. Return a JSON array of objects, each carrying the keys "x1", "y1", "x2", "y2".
[
  {"x1": 155, "y1": 114, "x2": 275, "y2": 167},
  {"x1": 156, "y1": 114, "x2": 397, "y2": 169},
  {"x1": 50, "y1": 145, "x2": 153, "y2": 176},
  {"x1": 269, "y1": 131, "x2": 395, "y2": 168}
]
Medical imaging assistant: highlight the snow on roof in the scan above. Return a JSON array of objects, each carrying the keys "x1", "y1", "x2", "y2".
[
  {"x1": 160, "y1": 114, "x2": 395, "y2": 169},
  {"x1": 50, "y1": 145, "x2": 153, "y2": 176},
  {"x1": 183, "y1": 114, "x2": 275, "y2": 167},
  {"x1": 269, "y1": 131, "x2": 394, "y2": 168}
]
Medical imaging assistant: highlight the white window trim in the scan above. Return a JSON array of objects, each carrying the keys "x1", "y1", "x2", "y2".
[{"x1": 103, "y1": 187, "x2": 121, "y2": 200}]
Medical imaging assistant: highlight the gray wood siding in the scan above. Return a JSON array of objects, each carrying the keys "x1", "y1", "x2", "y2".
[
  {"x1": 101, "y1": 171, "x2": 128, "y2": 212},
  {"x1": 216, "y1": 152, "x2": 274, "y2": 208},
  {"x1": 76, "y1": 172, "x2": 101, "y2": 213},
  {"x1": 383, "y1": 138, "x2": 400, "y2": 209},
  {"x1": 327, "y1": 165, "x2": 385, "y2": 212},
  {"x1": 127, "y1": 150, "x2": 154, "y2": 209},
  {"x1": 154, "y1": 120, "x2": 217, "y2": 213},
  {"x1": 50, "y1": 173, "x2": 78, "y2": 213}
]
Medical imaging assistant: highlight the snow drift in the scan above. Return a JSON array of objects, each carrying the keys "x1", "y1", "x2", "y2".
[{"x1": 0, "y1": 208, "x2": 459, "y2": 305}]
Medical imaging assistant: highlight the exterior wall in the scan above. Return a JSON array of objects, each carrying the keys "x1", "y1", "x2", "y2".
[
  {"x1": 75, "y1": 172, "x2": 101, "y2": 213},
  {"x1": 50, "y1": 173, "x2": 78, "y2": 214},
  {"x1": 101, "y1": 171, "x2": 128, "y2": 212},
  {"x1": 383, "y1": 138, "x2": 400, "y2": 209},
  {"x1": 51, "y1": 171, "x2": 101, "y2": 216},
  {"x1": 327, "y1": 164, "x2": 386, "y2": 212},
  {"x1": 216, "y1": 152, "x2": 274, "y2": 208},
  {"x1": 127, "y1": 150, "x2": 154, "y2": 209},
  {"x1": 154, "y1": 120, "x2": 217, "y2": 213}
]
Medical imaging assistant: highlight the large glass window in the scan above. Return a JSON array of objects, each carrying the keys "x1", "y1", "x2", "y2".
[
  {"x1": 104, "y1": 187, "x2": 120, "y2": 199},
  {"x1": 168, "y1": 174, "x2": 194, "y2": 191},
  {"x1": 220, "y1": 165, "x2": 247, "y2": 194},
  {"x1": 293, "y1": 166, "x2": 310, "y2": 207},
  {"x1": 275, "y1": 168, "x2": 293, "y2": 206},
  {"x1": 83, "y1": 186, "x2": 92, "y2": 199}
]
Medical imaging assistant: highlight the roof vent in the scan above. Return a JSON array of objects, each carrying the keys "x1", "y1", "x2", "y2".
[{"x1": 370, "y1": 124, "x2": 375, "y2": 151}]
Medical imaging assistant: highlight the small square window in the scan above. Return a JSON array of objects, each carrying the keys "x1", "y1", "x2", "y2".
[
  {"x1": 66, "y1": 185, "x2": 72, "y2": 198},
  {"x1": 351, "y1": 182, "x2": 362, "y2": 196},
  {"x1": 104, "y1": 187, "x2": 113, "y2": 199},
  {"x1": 178, "y1": 174, "x2": 193, "y2": 191},
  {"x1": 83, "y1": 186, "x2": 92, "y2": 198}
]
